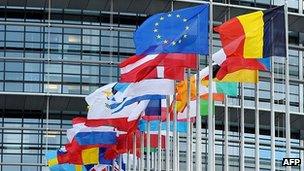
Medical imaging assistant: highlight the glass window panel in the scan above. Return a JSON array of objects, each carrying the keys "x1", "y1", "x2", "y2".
[
  {"x1": 63, "y1": 74, "x2": 80, "y2": 82},
  {"x1": 101, "y1": 30, "x2": 118, "y2": 36},
  {"x1": 82, "y1": 85, "x2": 99, "y2": 94},
  {"x1": 25, "y1": 62, "x2": 42, "y2": 72},
  {"x1": 83, "y1": 29, "x2": 99, "y2": 35},
  {"x1": 62, "y1": 84, "x2": 80, "y2": 94},
  {"x1": 6, "y1": 51, "x2": 23, "y2": 58},
  {"x1": 26, "y1": 26, "x2": 42, "y2": 32},
  {"x1": 120, "y1": 38, "x2": 134, "y2": 48},
  {"x1": 63, "y1": 44, "x2": 81, "y2": 51},
  {"x1": 6, "y1": 31, "x2": 24, "y2": 41},
  {"x1": 82, "y1": 75, "x2": 99, "y2": 83},
  {"x1": 82, "y1": 55, "x2": 100, "y2": 61},
  {"x1": 7, "y1": 25, "x2": 24, "y2": 31},
  {"x1": 101, "y1": 36, "x2": 118, "y2": 46},
  {"x1": 46, "y1": 73, "x2": 62, "y2": 82},
  {"x1": 25, "y1": 83, "x2": 41, "y2": 92},
  {"x1": 2, "y1": 165, "x2": 20, "y2": 171},
  {"x1": 5, "y1": 62, "x2": 23, "y2": 71},
  {"x1": 25, "y1": 73, "x2": 42, "y2": 81},
  {"x1": 120, "y1": 31, "x2": 133, "y2": 38},
  {"x1": 44, "y1": 84, "x2": 61, "y2": 93},
  {"x1": 0, "y1": 31, "x2": 4, "y2": 41},
  {"x1": 3, "y1": 131, "x2": 21, "y2": 143},
  {"x1": 63, "y1": 64, "x2": 80, "y2": 74},
  {"x1": 45, "y1": 64, "x2": 62, "y2": 73},
  {"x1": 26, "y1": 32, "x2": 42, "y2": 42},
  {"x1": 50, "y1": 53, "x2": 62, "y2": 60},
  {"x1": 5, "y1": 82, "x2": 23, "y2": 91},
  {"x1": 25, "y1": 42, "x2": 42, "y2": 49},
  {"x1": 83, "y1": 35, "x2": 99, "y2": 45},
  {"x1": 64, "y1": 28, "x2": 81, "y2": 34},
  {"x1": 82, "y1": 65, "x2": 99, "y2": 75},
  {"x1": 45, "y1": 33, "x2": 62, "y2": 43},
  {"x1": 100, "y1": 66, "x2": 117, "y2": 75},
  {"x1": 5, "y1": 72, "x2": 23, "y2": 81},
  {"x1": 6, "y1": 42, "x2": 24, "y2": 48},
  {"x1": 83, "y1": 45, "x2": 99, "y2": 51},
  {"x1": 22, "y1": 166, "x2": 40, "y2": 171},
  {"x1": 0, "y1": 61, "x2": 3, "y2": 71},
  {"x1": 25, "y1": 52, "x2": 42, "y2": 58},
  {"x1": 64, "y1": 35, "x2": 81, "y2": 44},
  {"x1": 63, "y1": 54, "x2": 80, "y2": 60}
]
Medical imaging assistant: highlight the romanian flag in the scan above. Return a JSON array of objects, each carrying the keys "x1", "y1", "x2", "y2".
[
  {"x1": 46, "y1": 147, "x2": 113, "y2": 167},
  {"x1": 213, "y1": 6, "x2": 286, "y2": 81}
]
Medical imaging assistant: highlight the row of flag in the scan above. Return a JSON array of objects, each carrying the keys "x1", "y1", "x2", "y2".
[{"x1": 46, "y1": 4, "x2": 286, "y2": 171}]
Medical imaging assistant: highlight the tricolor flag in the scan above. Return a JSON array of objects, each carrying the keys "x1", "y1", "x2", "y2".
[
  {"x1": 66, "y1": 119, "x2": 117, "y2": 146},
  {"x1": 213, "y1": 6, "x2": 286, "y2": 81},
  {"x1": 119, "y1": 53, "x2": 197, "y2": 82},
  {"x1": 46, "y1": 147, "x2": 113, "y2": 167}
]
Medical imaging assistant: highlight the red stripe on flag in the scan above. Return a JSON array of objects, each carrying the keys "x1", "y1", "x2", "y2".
[{"x1": 214, "y1": 18, "x2": 245, "y2": 59}]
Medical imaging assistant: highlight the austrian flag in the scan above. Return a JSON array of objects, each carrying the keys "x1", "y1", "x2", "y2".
[{"x1": 119, "y1": 53, "x2": 197, "y2": 82}]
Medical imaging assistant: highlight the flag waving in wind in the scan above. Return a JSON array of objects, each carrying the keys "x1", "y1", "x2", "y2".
[
  {"x1": 213, "y1": 6, "x2": 286, "y2": 82},
  {"x1": 134, "y1": 5, "x2": 209, "y2": 55}
]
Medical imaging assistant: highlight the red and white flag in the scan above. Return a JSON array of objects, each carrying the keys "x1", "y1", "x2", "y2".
[{"x1": 119, "y1": 53, "x2": 197, "y2": 82}]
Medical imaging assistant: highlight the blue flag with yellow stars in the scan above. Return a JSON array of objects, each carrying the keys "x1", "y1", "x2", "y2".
[{"x1": 134, "y1": 5, "x2": 209, "y2": 55}]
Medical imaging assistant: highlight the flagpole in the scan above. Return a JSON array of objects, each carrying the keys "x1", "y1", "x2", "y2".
[
  {"x1": 206, "y1": 0, "x2": 214, "y2": 171},
  {"x1": 127, "y1": 150, "x2": 131, "y2": 171},
  {"x1": 255, "y1": 83, "x2": 260, "y2": 171},
  {"x1": 223, "y1": 6, "x2": 230, "y2": 171},
  {"x1": 140, "y1": 132, "x2": 145, "y2": 171},
  {"x1": 240, "y1": 84, "x2": 245, "y2": 171},
  {"x1": 165, "y1": 95, "x2": 171, "y2": 171},
  {"x1": 173, "y1": 81, "x2": 178, "y2": 171},
  {"x1": 224, "y1": 95, "x2": 229, "y2": 171},
  {"x1": 169, "y1": 2, "x2": 178, "y2": 171},
  {"x1": 284, "y1": 1, "x2": 291, "y2": 171},
  {"x1": 157, "y1": 115, "x2": 162, "y2": 171},
  {"x1": 190, "y1": 121, "x2": 193, "y2": 171},
  {"x1": 133, "y1": 133, "x2": 137, "y2": 171},
  {"x1": 147, "y1": 121, "x2": 151, "y2": 171},
  {"x1": 186, "y1": 69, "x2": 191, "y2": 171},
  {"x1": 270, "y1": 43, "x2": 276, "y2": 171}
]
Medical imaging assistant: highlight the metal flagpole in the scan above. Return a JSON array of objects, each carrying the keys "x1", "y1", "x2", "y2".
[
  {"x1": 127, "y1": 150, "x2": 131, "y2": 171},
  {"x1": 173, "y1": 81, "x2": 178, "y2": 171},
  {"x1": 223, "y1": 5, "x2": 229, "y2": 171},
  {"x1": 169, "y1": 2, "x2": 177, "y2": 171},
  {"x1": 133, "y1": 133, "x2": 137, "y2": 171},
  {"x1": 206, "y1": 0, "x2": 214, "y2": 171},
  {"x1": 147, "y1": 121, "x2": 151, "y2": 171},
  {"x1": 186, "y1": 69, "x2": 191, "y2": 171},
  {"x1": 224, "y1": 95, "x2": 229, "y2": 171},
  {"x1": 157, "y1": 115, "x2": 162, "y2": 171},
  {"x1": 190, "y1": 121, "x2": 193, "y2": 171},
  {"x1": 140, "y1": 132, "x2": 145, "y2": 171},
  {"x1": 270, "y1": 49, "x2": 275, "y2": 171},
  {"x1": 165, "y1": 95, "x2": 170, "y2": 171},
  {"x1": 240, "y1": 84, "x2": 245, "y2": 171},
  {"x1": 255, "y1": 83, "x2": 260, "y2": 171},
  {"x1": 284, "y1": 2, "x2": 291, "y2": 171}
]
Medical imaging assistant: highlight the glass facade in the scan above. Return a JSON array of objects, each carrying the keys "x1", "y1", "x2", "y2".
[{"x1": 0, "y1": 0, "x2": 303, "y2": 171}]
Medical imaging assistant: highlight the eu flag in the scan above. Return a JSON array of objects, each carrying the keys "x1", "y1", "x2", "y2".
[{"x1": 134, "y1": 5, "x2": 209, "y2": 55}]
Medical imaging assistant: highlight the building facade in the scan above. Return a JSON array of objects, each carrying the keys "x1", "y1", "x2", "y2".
[{"x1": 0, "y1": 0, "x2": 303, "y2": 171}]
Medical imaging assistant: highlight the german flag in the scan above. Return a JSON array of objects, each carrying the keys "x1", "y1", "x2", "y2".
[{"x1": 213, "y1": 6, "x2": 286, "y2": 82}]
